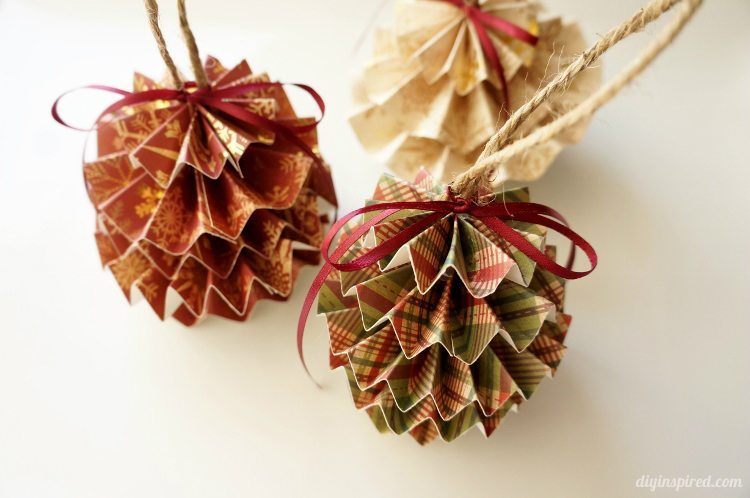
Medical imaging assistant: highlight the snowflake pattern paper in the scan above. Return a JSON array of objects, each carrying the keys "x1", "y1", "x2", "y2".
[{"x1": 86, "y1": 57, "x2": 337, "y2": 325}]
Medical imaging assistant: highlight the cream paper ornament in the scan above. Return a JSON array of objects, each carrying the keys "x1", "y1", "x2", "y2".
[{"x1": 350, "y1": 0, "x2": 602, "y2": 182}]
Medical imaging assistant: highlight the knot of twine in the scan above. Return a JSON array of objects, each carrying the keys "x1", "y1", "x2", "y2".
[
  {"x1": 143, "y1": 0, "x2": 209, "y2": 89},
  {"x1": 450, "y1": 0, "x2": 703, "y2": 201}
]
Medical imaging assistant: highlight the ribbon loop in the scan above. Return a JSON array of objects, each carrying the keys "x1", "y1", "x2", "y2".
[
  {"x1": 297, "y1": 194, "x2": 597, "y2": 377},
  {"x1": 52, "y1": 81, "x2": 326, "y2": 165}
]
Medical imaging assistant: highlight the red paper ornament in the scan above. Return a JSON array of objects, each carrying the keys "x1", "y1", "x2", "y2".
[{"x1": 60, "y1": 57, "x2": 337, "y2": 325}]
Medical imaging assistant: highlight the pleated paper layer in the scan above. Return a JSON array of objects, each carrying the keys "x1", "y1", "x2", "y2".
[
  {"x1": 87, "y1": 57, "x2": 337, "y2": 324},
  {"x1": 351, "y1": 0, "x2": 601, "y2": 182},
  {"x1": 318, "y1": 171, "x2": 571, "y2": 444}
]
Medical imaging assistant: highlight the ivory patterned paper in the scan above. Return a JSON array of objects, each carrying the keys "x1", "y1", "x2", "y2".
[
  {"x1": 318, "y1": 170, "x2": 571, "y2": 444},
  {"x1": 86, "y1": 57, "x2": 337, "y2": 325},
  {"x1": 350, "y1": 0, "x2": 601, "y2": 182}
]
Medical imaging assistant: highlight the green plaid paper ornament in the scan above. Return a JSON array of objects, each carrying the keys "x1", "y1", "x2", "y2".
[{"x1": 317, "y1": 170, "x2": 574, "y2": 444}]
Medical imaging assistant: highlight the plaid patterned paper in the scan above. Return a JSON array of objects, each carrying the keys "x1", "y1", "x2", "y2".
[
  {"x1": 317, "y1": 170, "x2": 574, "y2": 444},
  {"x1": 364, "y1": 389, "x2": 520, "y2": 444},
  {"x1": 368, "y1": 173, "x2": 543, "y2": 293},
  {"x1": 85, "y1": 57, "x2": 337, "y2": 325}
]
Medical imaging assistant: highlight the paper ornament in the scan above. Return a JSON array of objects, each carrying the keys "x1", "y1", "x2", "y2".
[
  {"x1": 350, "y1": 0, "x2": 602, "y2": 182},
  {"x1": 298, "y1": 0, "x2": 700, "y2": 445},
  {"x1": 74, "y1": 57, "x2": 337, "y2": 325},
  {"x1": 303, "y1": 170, "x2": 595, "y2": 444}
]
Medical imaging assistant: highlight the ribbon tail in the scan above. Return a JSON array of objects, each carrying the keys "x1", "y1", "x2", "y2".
[
  {"x1": 331, "y1": 212, "x2": 445, "y2": 272},
  {"x1": 510, "y1": 212, "x2": 596, "y2": 276},
  {"x1": 52, "y1": 86, "x2": 185, "y2": 132},
  {"x1": 482, "y1": 216, "x2": 597, "y2": 279},
  {"x1": 211, "y1": 82, "x2": 326, "y2": 132},
  {"x1": 297, "y1": 262, "x2": 334, "y2": 387},
  {"x1": 470, "y1": 15, "x2": 511, "y2": 117},
  {"x1": 205, "y1": 98, "x2": 325, "y2": 168},
  {"x1": 319, "y1": 200, "x2": 459, "y2": 264},
  {"x1": 298, "y1": 208, "x2": 399, "y2": 384},
  {"x1": 52, "y1": 85, "x2": 134, "y2": 131},
  {"x1": 473, "y1": 9, "x2": 539, "y2": 46}
]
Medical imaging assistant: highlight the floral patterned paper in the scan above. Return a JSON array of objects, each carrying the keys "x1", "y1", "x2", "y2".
[{"x1": 350, "y1": 0, "x2": 601, "y2": 182}]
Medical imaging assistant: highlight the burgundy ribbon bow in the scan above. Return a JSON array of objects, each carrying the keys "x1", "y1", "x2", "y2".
[
  {"x1": 52, "y1": 81, "x2": 326, "y2": 166},
  {"x1": 297, "y1": 190, "x2": 598, "y2": 377},
  {"x1": 441, "y1": 0, "x2": 539, "y2": 114}
]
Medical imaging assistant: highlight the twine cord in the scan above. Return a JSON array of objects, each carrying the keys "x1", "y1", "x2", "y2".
[
  {"x1": 143, "y1": 0, "x2": 182, "y2": 88},
  {"x1": 450, "y1": 0, "x2": 703, "y2": 200},
  {"x1": 142, "y1": 0, "x2": 209, "y2": 88},
  {"x1": 177, "y1": 0, "x2": 209, "y2": 88}
]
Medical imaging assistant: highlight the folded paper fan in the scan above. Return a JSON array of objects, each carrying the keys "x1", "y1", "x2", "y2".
[
  {"x1": 315, "y1": 170, "x2": 575, "y2": 444},
  {"x1": 350, "y1": 0, "x2": 601, "y2": 182},
  {"x1": 83, "y1": 57, "x2": 337, "y2": 325},
  {"x1": 303, "y1": 0, "x2": 699, "y2": 445}
]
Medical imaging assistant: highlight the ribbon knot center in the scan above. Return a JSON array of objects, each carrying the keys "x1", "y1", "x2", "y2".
[
  {"x1": 446, "y1": 186, "x2": 472, "y2": 213},
  {"x1": 453, "y1": 199, "x2": 472, "y2": 213},
  {"x1": 183, "y1": 89, "x2": 206, "y2": 105},
  {"x1": 461, "y1": 3, "x2": 477, "y2": 17}
]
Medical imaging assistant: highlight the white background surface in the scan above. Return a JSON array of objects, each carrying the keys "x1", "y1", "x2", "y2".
[{"x1": 1, "y1": 0, "x2": 749, "y2": 497}]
